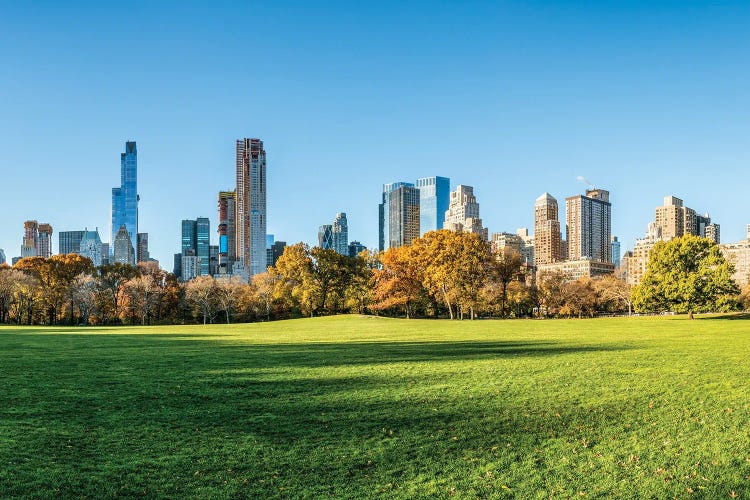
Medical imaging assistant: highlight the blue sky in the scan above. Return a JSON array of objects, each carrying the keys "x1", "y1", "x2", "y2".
[{"x1": 1, "y1": 1, "x2": 749, "y2": 265}]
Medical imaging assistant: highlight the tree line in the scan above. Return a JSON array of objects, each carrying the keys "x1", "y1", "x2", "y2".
[{"x1": 1, "y1": 231, "x2": 747, "y2": 326}]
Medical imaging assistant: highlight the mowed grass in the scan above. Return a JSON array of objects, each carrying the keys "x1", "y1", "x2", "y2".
[{"x1": 1, "y1": 316, "x2": 750, "y2": 498}]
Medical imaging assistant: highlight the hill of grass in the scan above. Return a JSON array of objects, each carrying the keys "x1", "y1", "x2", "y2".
[{"x1": 1, "y1": 315, "x2": 749, "y2": 498}]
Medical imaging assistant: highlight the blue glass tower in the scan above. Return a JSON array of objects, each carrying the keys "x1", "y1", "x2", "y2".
[
  {"x1": 416, "y1": 176, "x2": 450, "y2": 236},
  {"x1": 197, "y1": 217, "x2": 210, "y2": 276},
  {"x1": 111, "y1": 141, "x2": 138, "y2": 261}
]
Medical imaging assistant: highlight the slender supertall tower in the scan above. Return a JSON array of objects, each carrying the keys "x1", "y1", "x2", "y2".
[
  {"x1": 111, "y1": 141, "x2": 138, "y2": 265},
  {"x1": 236, "y1": 139, "x2": 267, "y2": 276}
]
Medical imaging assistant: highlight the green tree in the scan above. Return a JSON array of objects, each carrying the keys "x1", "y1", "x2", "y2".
[{"x1": 632, "y1": 235, "x2": 739, "y2": 317}]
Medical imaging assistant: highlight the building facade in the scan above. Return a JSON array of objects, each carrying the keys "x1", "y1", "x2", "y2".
[
  {"x1": 536, "y1": 259, "x2": 616, "y2": 281},
  {"x1": 217, "y1": 190, "x2": 236, "y2": 274},
  {"x1": 137, "y1": 233, "x2": 149, "y2": 263},
  {"x1": 59, "y1": 230, "x2": 86, "y2": 255},
  {"x1": 720, "y1": 241, "x2": 750, "y2": 288},
  {"x1": 37, "y1": 224, "x2": 53, "y2": 259},
  {"x1": 565, "y1": 189, "x2": 611, "y2": 264},
  {"x1": 111, "y1": 141, "x2": 138, "y2": 257},
  {"x1": 80, "y1": 229, "x2": 103, "y2": 267},
  {"x1": 611, "y1": 236, "x2": 621, "y2": 267},
  {"x1": 534, "y1": 193, "x2": 562, "y2": 265},
  {"x1": 348, "y1": 241, "x2": 366, "y2": 258},
  {"x1": 443, "y1": 185, "x2": 488, "y2": 240},
  {"x1": 236, "y1": 138, "x2": 267, "y2": 277},
  {"x1": 332, "y1": 213, "x2": 348, "y2": 255},
  {"x1": 21, "y1": 220, "x2": 38, "y2": 258},
  {"x1": 0, "y1": 249, "x2": 5, "y2": 265},
  {"x1": 113, "y1": 225, "x2": 135, "y2": 265},
  {"x1": 379, "y1": 182, "x2": 414, "y2": 251},
  {"x1": 318, "y1": 225, "x2": 333, "y2": 249},
  {"x1": 416, "y1": 176, "x2": 450, "y2": 236},
  {"x1": 389, "y1": 185, "x2": 421, "y2": 249},
  {"x1": 196, "y1": 217, "x2": 210, "y2": 276}
]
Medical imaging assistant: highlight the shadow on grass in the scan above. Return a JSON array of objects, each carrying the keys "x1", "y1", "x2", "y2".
[{"x1": 696, "y1": 312, "x2": 750, "y2": 321}]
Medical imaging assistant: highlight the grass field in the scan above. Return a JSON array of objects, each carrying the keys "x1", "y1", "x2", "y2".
[{"x1": 1, "y1": 316, "x2": 749, "y2": 498}]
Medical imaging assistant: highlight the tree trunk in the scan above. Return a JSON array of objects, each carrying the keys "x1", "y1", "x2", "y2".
[{"x1": 688, "y1": 310, "x2": 694, "y2": 320}]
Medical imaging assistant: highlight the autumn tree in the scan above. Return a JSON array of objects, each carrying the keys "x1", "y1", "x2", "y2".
[
  {"x1": 96, "y1": 263, "x2": 141, "y2": 324},
  {"x1": 594, "y1": 275, "x2": 633, "y2": 315},
  {"x1": 185, "y1": 276, "x2": 219, "y2": 324},
  {"x1": 373, "y1": 245, "x2": 425, "y2": 318},
  {"x1": 536, "y1": 270, "x2": 567, "y2": 317},
  {"x1": 559, "y1": 278, "x2": 599, "y2": 318},
  {"x1": 214, "y1": 277, "x2": 246, "y2": 324},
  {"x1": 487, "y1": 249, "x2": 525, "y2": 318},
  {"x1": 632, "y1": 235, "x2": 739, "y2": 317}
]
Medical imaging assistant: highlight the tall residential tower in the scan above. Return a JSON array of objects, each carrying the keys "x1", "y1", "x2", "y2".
[{"x1": 236, "y1": 139, "x2": 267, "y2": 276}]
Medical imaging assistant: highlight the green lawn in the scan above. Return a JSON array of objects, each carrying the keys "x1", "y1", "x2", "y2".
[{"x1": 1, "y1": 316, "x2": 749, "y2": 498}]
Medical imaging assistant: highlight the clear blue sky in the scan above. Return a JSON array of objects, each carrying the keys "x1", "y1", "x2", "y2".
[{"x1": 1, "y1": 1, "x2": 749, "y2": 265}]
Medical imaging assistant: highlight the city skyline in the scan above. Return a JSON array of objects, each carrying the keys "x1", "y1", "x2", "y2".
[{"x1": 2, "y1": 3, "x2": 750, "y2": 264}]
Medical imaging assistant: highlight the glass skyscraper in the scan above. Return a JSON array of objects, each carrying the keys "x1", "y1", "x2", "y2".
[
  {"x1": 111, "y1": 141, "x2": 138, "y2": 264},
  {"x1": 379, "y1": 182, "x2": 414, "y2": 251},
  {"x1": 416, "y1": 176, "x2": 450, "y2": 236},
  {"x1": 236, "y1": 138, "x2": 267, "y2": 277},
  {"x1": 197, "y1": 217, "x2": 210, "y2": 276}
]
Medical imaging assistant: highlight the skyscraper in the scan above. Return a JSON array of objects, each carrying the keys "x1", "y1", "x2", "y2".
[
  {"x1": 196, "y1": 217, "x2": 210, "y2": 276},
  {"x1": 111, "y1": 141, "x2": 138, "y2": 259},
  {"x1": 565, "y1": 189, "x2": 611, "y2": 264},
  {"x1": 0, "y1": 249, "x2": 6, "y2": 265},
  {"x1": 37, "y1": 224, "x2": 53, "y2": 259},
  {"x1": 534, "y1": 193, "x2": 562, "y2": 265},
  {"x1": 236, "y1": 138, "x2": 267, "y2": 277},
  {"x1": 379, "y1": 182, "x2": 414, "y2": 251},
  {"x1": 389, "y1": 185, "x2": 421, "y2": 248},
  {"x1": 21, "y1": 221, "x2": 38, "y2": 258},
  {"x1": 443, "y1": 185, "x2": 488, "y2": 240},
  {"x1": 113, "y1": 225, "x2": 135, "y2": 265},
  {"x1": 181, "y1": 219, "x2": 196, "y2": 256},
  {"x1": 318, "y1": 225, "x2": 333, "y2": 249},
  {"x1": 611, "y1": 236, "x2": 621, "y2": 267},
  {"x1": 137, "y1": 233, "x2": 149, "y2": 263},
  {"x1": 416, "y1": 176, "x2": 450, "y2": 236},
  {"x1": 59, "y1": 230, "x2": 86, "y2": 255},
  {"x1": 80, "y1": 229, "x2": 103, "y2": 267},
  {"x1": 332, "y1": 213, "x2": 348, "y2": 255},
  {"x1": 217, "y1": 191, "x2": 236, "y2": 274}
]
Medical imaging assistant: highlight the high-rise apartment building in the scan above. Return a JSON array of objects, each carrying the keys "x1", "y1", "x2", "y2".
[
  {"x1": 318, "y1": 225, "x2": 333, "y2": 249},
  {"x1": 389, "y1": 185, "x2": 421, "y2": 248},
  {"x1": 416, "y1": 176, "x2": 450, "y2": 236},
  {"x1": 0, "y1": 249, "x2": 5, "y2": 265},
  {"x1": 37, "y1": 224, "x2": 53, "y2": 259},
  {"x1": 80, "y1": 229, "x2": 103, "y2": 267},
  {"x1": 565, "y1": 189, "x2": 611, "y2": 264},
  {"x1": 173, "y1": 253, "x2": 182, "y2": 280},
  {"x1": 111, "y1": 141, "x2": 138, "y2": 258},
  {"x1": 113, "y1": 225, "x2": 135, "y2": 265},
  {"x1": 236, "y1": 138, "x2": 267, "y2": 277},
  {"x1": 217, "y1": 191, "x2": 236, "y2": 274},
  {"x1": 443, "y1": 185, "x2": 488, "y2": 240},
  {"x1": 181, "y1": 255, "x2": 201, "y2": 282},
  {"x1": 137, "y1": 233, "x2": 149, "y2": 263},
  {"x1": 611, "y1": 236, "x2": 621, "y2": 267},
  {"x1": 59, "y1": 230, "x2": 86, "y2": 255},
  {"x1": 516, "y1": 228, "x2": 535, "y2": 265},
  {"x1": 101, "y1": 244, "x2": 110, "y2": 266},
  {"x1": 209, "y1": 245, "x2": 219, "y2": 276},
  {"x1": 720, "y1": 241, "x2": 750, "y2": 288},
  {"x1": 534, "y1": 193, "x2": 562, "y2": 265},
  {"x1": 332, "y1": 213, "x2": 349, "y2": 255},
  {"x1": 705, "y1": 223, "x2": 720, "y2": 244},
  {"x1": 379, "y1": 182, "x2": 414, "y2": 251},
  {"x1": 21, "y1": 220, "x2": 38, "y2": 258},
  {"x1": 197, "y1": 217, "x2": 210, "y2": 276},
  {"x1": 267, "y1": 241, "x2": 286, "y2": 267},
  {"x1": 747, "y1": 225, "x2": 750, "y2": 241}
]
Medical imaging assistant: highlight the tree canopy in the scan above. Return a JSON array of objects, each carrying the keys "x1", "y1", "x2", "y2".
[{"x1": 632, "y1": 235, "x2": 739, "y2": 315}]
